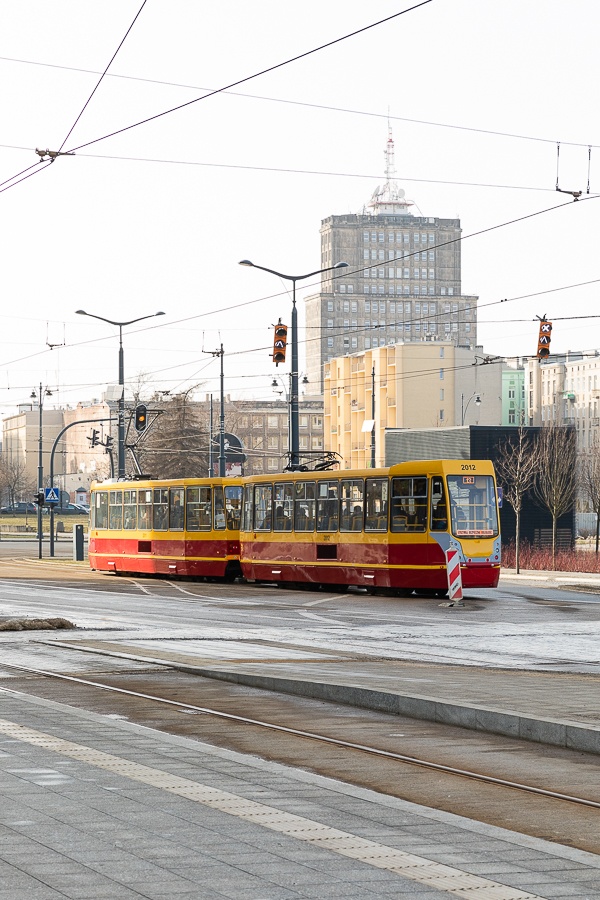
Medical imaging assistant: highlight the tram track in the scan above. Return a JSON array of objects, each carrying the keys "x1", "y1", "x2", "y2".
[{"x1": 1, "y1": 659, "x2": 600, "y2": 855}]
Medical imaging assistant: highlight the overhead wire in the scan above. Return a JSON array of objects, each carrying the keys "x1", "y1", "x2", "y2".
[
  {"x1": 0, "y1": 52, "x2": 598, "y2": 150},
  {"x1": 64, "y1": 1, "x2": 434, "y2": 154},
  {"x1": 57, "y1": 0, "x2": 149, "y2": 152}
]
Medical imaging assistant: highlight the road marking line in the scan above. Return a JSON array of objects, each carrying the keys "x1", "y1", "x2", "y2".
[{"x1": 0, "y1": 717, "x2": 544, "y2": 899}]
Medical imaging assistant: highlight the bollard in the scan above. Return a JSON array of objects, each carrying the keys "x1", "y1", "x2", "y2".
[{"x1": 73, "y1": 523, "x2": 84, "y2": 561}]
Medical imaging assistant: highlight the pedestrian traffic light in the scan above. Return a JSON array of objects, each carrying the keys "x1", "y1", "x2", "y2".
[
  {"x1": 33, "y1": 490, "x2": 45, "y2": 507},
  {"x1": 273, "y1": 322, "x2": 287, "y2": 366},
  {"x1": 134, "y1": 404, "x2": 147, "y2": 432},
  {"x1": 536, "y1": 320, "x2": 552, "y2": 359}
]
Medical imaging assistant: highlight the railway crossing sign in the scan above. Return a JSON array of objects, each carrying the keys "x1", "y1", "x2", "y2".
[{"x1": 44, "y1": 487, "x2": 60, "y2": 504}]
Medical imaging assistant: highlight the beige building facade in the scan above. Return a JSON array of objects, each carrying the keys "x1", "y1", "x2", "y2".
[
  {"x1": 324, "y1": 342, "x2": 502, "y2": 469},
  {"x1": 526, "y1": 350, "x2": 600, "y2": 450}
]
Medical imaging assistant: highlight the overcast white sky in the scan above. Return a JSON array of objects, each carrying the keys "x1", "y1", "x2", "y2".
[{"x1": 1, "y1": 0, "x2": 599, "y2": 419}]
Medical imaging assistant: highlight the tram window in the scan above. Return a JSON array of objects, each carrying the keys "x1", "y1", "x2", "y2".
[
  {"x1": 254, "y1": 484, "x2": 273, "y2": 531},
  {"x1": 137, "y1": 490, "x2": 152, "y2": 530},
  {"x1": 273, "y1": 482, "x2": 293, "y2": 531},
  {"x1": 169, "y1": 488, "x2": 184, "y2": 530},
  {"x1": 391, "y1": 477, "x2": 427, "y2": 532},
  {"x1": 430, "y1": 477, "x2": 448, "y2": 531},
  {"x1": 340, "y1": 479, "x2": 363, "y2": 531},
  {"x1": 242, "y1": 484, "x2": 253, "y2": 531},
  {"x1": 153, "y1": 488, "x2": 168, "y2": 531},
  {"x1": 316, "y1": 480, "x2": 339, "y2": 532},
  {"x1": 365, "y1": 478, "x2": 388, "y2": 531},
  {"x1": 214, "y1": 486, "x2": 226, "y2": 530},
  {"x1": 108, "y1": 490, "x2": 122, "y2": 530},
  {"x1": 94, "y1": 491, "x2": 109, "y2": 529},
  {"x1": 123, "y1": 490, "x2": 137, "y2": 530},
  {"x1": 225, "y1": 485, "x2": 242, "y2": 530},
  {"x1": 447, "y1": 474, "x2": 498, "y2": 536},
  {"x1": 294, "y1": 481, "x2": 315, "y2": 532},
  {"x1": 185, "y1": 487, "x2": 208, "y2": 531}
]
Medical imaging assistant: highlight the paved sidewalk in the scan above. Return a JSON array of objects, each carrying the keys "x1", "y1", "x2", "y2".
[{"x1": 1, "y1": 686, "x2": 599, "y2": 900}]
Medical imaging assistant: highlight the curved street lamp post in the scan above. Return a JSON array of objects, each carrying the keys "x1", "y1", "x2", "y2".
[
  {"x1": 239, "y1": 260, "x2": 347, "y2": 470},
  {"x1": 461, "y1": 392, "x2": 482, "y2": 426},
  {"x1": 76, "y1": 310, "x2": 165, "y2": 477}
]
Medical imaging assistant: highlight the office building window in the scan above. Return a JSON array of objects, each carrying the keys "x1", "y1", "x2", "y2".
[{"x1": 340, "y1": 284, "x2": 346, "y2": 293}]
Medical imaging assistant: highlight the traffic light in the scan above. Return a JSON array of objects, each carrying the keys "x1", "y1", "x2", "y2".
[
  {"x1": 536, "y1": 320, "x2": 552, "y2": 359},
  {"x1": 33, "y1": 490, "x2": 45, "y2": 507},
  {"x1": 134, "y1": 404, "x2": 147, "y2": 432},
  {"x1": 273, "y1": 321, "x2": 288, "y2": 366},
  {"x1": 88, "y1": 429, "x2": 100, "y2": 447}
]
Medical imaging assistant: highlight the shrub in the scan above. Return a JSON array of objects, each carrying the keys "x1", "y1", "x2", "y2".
[{"x1": 502, "y1": 540, "x2": 600, "y2": 573}]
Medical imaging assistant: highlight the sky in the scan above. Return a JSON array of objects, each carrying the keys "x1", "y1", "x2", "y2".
[{"x1": 1, "y1": 0, "x2": 600, "y2": 420}]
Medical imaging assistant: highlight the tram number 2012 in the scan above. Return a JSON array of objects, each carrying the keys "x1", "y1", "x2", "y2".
[{"x1": 461, "y1": 464, "x2": 477, "y2": 471}]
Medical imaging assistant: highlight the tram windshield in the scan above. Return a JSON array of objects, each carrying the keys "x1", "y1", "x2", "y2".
[{"x1": 446, "y1": 474, "x2": 498, "y2": 537}]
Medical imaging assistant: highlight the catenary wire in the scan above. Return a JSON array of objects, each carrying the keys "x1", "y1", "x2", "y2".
[
  {"x1": 57, "y1": 0, "x2": 149, "y2": 152},
  {"x1": 65, "y1": 2, "x2": 434, "y2": 153},
  {"x1": 0, "y1": 53, "x2": 598, "y2": 150}
]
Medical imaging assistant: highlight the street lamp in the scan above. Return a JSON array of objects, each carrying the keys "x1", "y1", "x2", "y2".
[
  {"x1": 76, "y1": 310, "x2": 165, "y2": 478},
  {"x1": 239, "y1": 260, "x2": 348, "y2": 470},
  {"x1": 30, "y1": 384, "x2": 52, "y2": 559},
  {"x1": 461, "y1": 392, "x2": 481, "y2": 426}
]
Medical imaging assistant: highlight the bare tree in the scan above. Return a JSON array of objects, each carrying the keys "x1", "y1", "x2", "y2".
[
  {"x1": 494, "y1": 427, "x2": 540, "y2": 573},
  {"x1": 534, "y1": 423, "x2": 578, "y2": 563},
  {"x1": 0, "y1": 455, "x2": 34, "y2": 507},
  {"x1": 579, "y1": 439, "x2": 600, "y2": 553}
]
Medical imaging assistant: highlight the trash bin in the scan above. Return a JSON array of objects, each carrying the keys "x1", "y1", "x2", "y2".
[{"x1": 73, "y1": 523, "x2": 84, "y2": 561}]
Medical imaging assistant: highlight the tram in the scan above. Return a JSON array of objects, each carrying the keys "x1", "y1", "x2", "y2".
[
  {"x1": 239, "y1": 459, "x2": 500, "y2": 594},
  {"x1": 88, "y1": 477, "x2": 243, "y2": 579},
  {"x1": 88, "y1": 459, "x2": 500, "y2": 594}
]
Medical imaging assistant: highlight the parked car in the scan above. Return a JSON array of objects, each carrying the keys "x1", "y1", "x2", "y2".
[
  {"x1": 53, "y1": 503, "x2": 89, "y2": 515},
  {"x1": 0, "y1": 502, "x2": 37, "y2": 514}
]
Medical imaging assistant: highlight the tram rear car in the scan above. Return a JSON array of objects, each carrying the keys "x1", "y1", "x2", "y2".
[
  {"x1": 89, "y1": 478, "x2": 243, "y2": 579},
  {"x1": 239, "y1": 460, "x2": 500, "y2": 594}
]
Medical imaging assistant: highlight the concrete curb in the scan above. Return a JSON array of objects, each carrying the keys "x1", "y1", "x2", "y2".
[{"x1": 187, "y1": 665, "x2": 600, "y2": 755}]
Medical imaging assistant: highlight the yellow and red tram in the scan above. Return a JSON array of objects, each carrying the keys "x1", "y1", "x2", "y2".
[
  {"x1": 89, "y1": 459, "x2": 500, "y2": 594},
  {"x1": 239, "y1": 459, "x2": 500, "y2": 594},
  {"x1": 89, "y1": 478, "x2": 243, "y2": 579}
]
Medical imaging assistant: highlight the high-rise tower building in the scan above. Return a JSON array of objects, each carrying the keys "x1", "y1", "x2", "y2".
[{"x1": 305, "y1": 129, "x2": 478, "y2": 391}]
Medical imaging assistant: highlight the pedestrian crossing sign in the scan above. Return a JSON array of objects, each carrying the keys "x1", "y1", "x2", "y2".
[{"x1": 44, "y1": 487, "x2": 60, "y2": 504}]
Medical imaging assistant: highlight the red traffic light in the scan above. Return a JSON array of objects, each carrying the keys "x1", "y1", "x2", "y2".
[{"x1": 273, "y1": 322, "x2": 287, "y2": 366}]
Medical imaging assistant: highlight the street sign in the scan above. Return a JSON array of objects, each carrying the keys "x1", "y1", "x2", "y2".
[{"x1": 44, "y1": 487, "x2": 60, "y2": 504}]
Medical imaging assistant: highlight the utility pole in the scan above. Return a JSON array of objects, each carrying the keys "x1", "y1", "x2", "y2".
[{"x1": 371, "y1": 366, "x2": 376, "y2": 469}]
